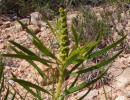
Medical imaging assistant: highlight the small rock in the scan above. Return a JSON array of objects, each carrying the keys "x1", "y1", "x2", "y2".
[
  {"x1": 40, "y1": 27, "x2": 46, "y2": 31},
  {"x1": 8, "y1": 80, "x2": 14, "y2": 85},
  {"x1": 93, "y1": 7, "x2": 104, "y2": 14},
  {"x1": 67, "y1": 11, "x2": 79, "y2": 21},
  {"x1": 12, "y1": 24, "x2": 22, "y2": 31},
  {"x1": 125, "y1": 26, "x2": 130, "y2": 33},
  {"x1": 113, "y1": 32, "x2": 120, "y2": 41},
  {"x1": 124, "y1": 90, "x2": 130, "y2": 98},
  {"x1": 30, "y1": 12, "x2": 47, "y2": 27},
  {"x1": 0, "y1": 43, "x2": 5, "y2": 49},
  {"x1": 20, "y1": 35, "x2": 31, "y2": 43},
  {"x1": 115, "y1": 68, "x2": 130, "y2": 88},
  {"x1": 7, "y1": 95, "x2": 13, "y2": 100},
  {"x1": 4, "y1": 21, "x2": 11, "y2": 28},
  {"x1": 34, "y1": 61, "x2": 48, "y2": 72},
  {"x1": 40, "y1": 30, "x2": 49, "y2": 37},
  {"x1": 127, "y1": 20, "x2": 130, "y2": 27},
  {"x1": 20, "y1": 18, "x2": 30, "y2": 25},
  {"x1": 77, "y1": 89, "x2": 99, "y2": 100},
  {"x1": 115, "y1": 96, "x2": 127, "y2": 100},
  {"x1": 119, "y1": 57, "x2": 127, "y2": 62},
  {"x1": 28, "y1": 25, "x2": 40, "y2": 34},
  {"x1": 96, "y1": 13, "x2": 102, "y2": 20},
  {"x1": 116, "y1": 23, "x2": 123, "y2": 31},
  {"x1": 114, "y1": 19, "x2": 118, "y2": 24},
  {"x1": 121, "y1": 12, "x2": 126, "y2": 20},
  {"x1": 86, "y1": 89, "x2": 99, "y2": 99}
]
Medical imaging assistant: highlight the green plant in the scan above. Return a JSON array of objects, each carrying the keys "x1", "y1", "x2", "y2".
[
  {"x1": 72, "y1": 8, "x2": 112, "y2": 47},
  {"x1": 2, "y1": 8, "x2": 126, "y2": 100},
  {"x1": 0, "y1": 0, "x2": 34, "y2": 17}
]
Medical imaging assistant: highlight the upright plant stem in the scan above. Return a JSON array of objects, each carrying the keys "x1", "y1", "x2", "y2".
[
  {"x1": 55, "y1": 65, "x2": 64, "y2": 100},
  {"x1": 55, "y1": 7, "x2": 69, "y2": 100}
]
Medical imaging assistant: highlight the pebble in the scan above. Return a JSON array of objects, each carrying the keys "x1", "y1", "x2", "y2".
[
  {"x1": 115, "y1": 68, "x2": 130, "y2": 88},
  {"x1": 28, "y1": 25, "x2": 40, "y2": 34},
  {"x1": 7, "y1": 95, "x2": 13, "y2": 100},
  {"x1": 11, "y1": 24, "x2": 22, "y2": 31},
  {"x1": 8, "y1": 80, "x2": 14, "y2": 85},
  {"x1": 20, "y1": 18, "x2": 30, "y2": 25},
  {"x1": 0, "y1": 43, "x2": 5, "y2": 49},
  {"x1": 20, "y1": 35, "x2": 31, "y2": 43},
  {"x1": 4, "y1": 21, "x2": 11, "y2": 28},
  {"x1": 30, "y1": 12, "x2": 47, "y2": 27},
  {"x1": 116, "y1": 23, "x2": 123, "y2": 31},
  {"x1": 124, "y1": 90, "x2": 130, "y2": 98},
  {"x1": 126, "y1": 26, "x2": 130, "y2": 33},
  {"x1": 115, "y1": 96, "x2": 127, "y2": 100}
]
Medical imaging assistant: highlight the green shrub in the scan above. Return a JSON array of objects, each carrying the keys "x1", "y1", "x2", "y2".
[
  {"x1": 0, "y1": 0, "x2": 34, "y2": 17},
  {"x1": 72, "y1": 8, "x2": 112, "y2": 47},
  {"x1": 2, "y1": 8, "x2": 126, "y2": 100}
]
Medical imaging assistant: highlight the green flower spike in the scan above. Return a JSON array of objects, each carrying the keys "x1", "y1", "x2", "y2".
[{"x1": 59, "y1": 8, "x2": 70, "y2": 62}]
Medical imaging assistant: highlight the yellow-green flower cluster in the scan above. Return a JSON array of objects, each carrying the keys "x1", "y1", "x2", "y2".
[{"x1": 59, "y1": 8, "x2": 69, "y2": 61}]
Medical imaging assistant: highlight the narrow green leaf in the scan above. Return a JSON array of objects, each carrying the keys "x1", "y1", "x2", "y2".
[
  {"x1": 53, "y1": 18, "x2": 62, "y2": 43},
  {"x1": 36, "y1": 89, "x2": 41, "y2": 99},
  {"x1": 17, "y1": 19, "x2": 59, "y2": 63},
  {"x1": 27, "y1": 60, "x2": 49, "y2": 79},
  {"x1": 4, "y1": 86, "x2": 10, "y2": 100},
  {"x1": 10, "y1": 46, "x2": 49, "y2": 81},
  {"x1": 41, "y1": 15, "x2": 55, "y2": 36},
  {"x1": 9, "y1": 83, "x2": 24, "y2": 100},
  {"x1": 23, "y1": 92, "x2": 28, "y2": 100},
  {"x1": 32, "y1": 39, "x2": 56, "y2": 59},
  {"x1": 88, "y1": 35, "x2": 126, "y2": 59},
  {"x1": 69, "y1": 74, "x2": 80, "y2": 89},
  {"x1": 71, "y1": 25, "x2": 78, "y2": 45},
  {"x1": 77, "y1": 88, "x2": 92, "y2": 100},
  {"x1": 67, "y1": 35, "x2": 102, "y2": 74},
  {"x1": 17, "y1": 19, "x2": 57, "y2": 60},
  {"x1": 0, "y1": 54, "x2": 3, "y2": 80},
  {"x1": 9, "y1": 40, "x2": 37, "y2": 56},
  {"x1": 9, "y1": 46, "x2": 21, "y2": 54},
  {"x1": 69, "y1": 62, "x2": 82, "y2": 75},
  {"x1": 2, "y1": 54, "x2": 52, "y2": 66},
  {"x1": 60, "y1": 67, "x2": 109, "y2": 98},
  {"x1": 0, "y1": 75, "x2": 4, "y2": 94},
  {"x1": 11, "y1": 91, "x2": 16, "y2": 100},
  {"x1": 17, "y1": 19, "x2": 40, "y2": 42},
  {"x1": 12, "y1": 78, "x2": 51, "y2": 95},
  {"x1": 79, "y1": 39, "x2": 91, "y2": 55},
  {"x1": 64, "y1": 53, "x2": 80, "y2": 69},
  {"x1": 69, "y1": 25, "x2": 79, "y2": 56},
  {"x1": 79, "y1": 34, "x2": 101, "y2": 56},
  {"x1": 21, "y1": 84, "x2": 42, "y2": 100},
  {"x1": 71, "y1": 50, "x2": 123, "y2": 76},
  {"x1": 103, "y1": 85, "x2": 108, "y2": 100},
  {"x1": 78, "y1": 22, "x2": 83, "y2": 42},
  {"x1": 65, "y1": 40, "x2": 91, "y2": 69},
  {"x1": 83, "y1": 32, "x2": 103, "y2": 58}
]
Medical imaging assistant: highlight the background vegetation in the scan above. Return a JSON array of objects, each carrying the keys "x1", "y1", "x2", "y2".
[{"x1": 0, "y1": 0, "x2": 129, "y2": 18}]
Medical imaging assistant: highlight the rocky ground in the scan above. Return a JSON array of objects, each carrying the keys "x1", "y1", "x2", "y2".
[{"x1": 0, "y1": 5, "x2": 130, "y2": 100}]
